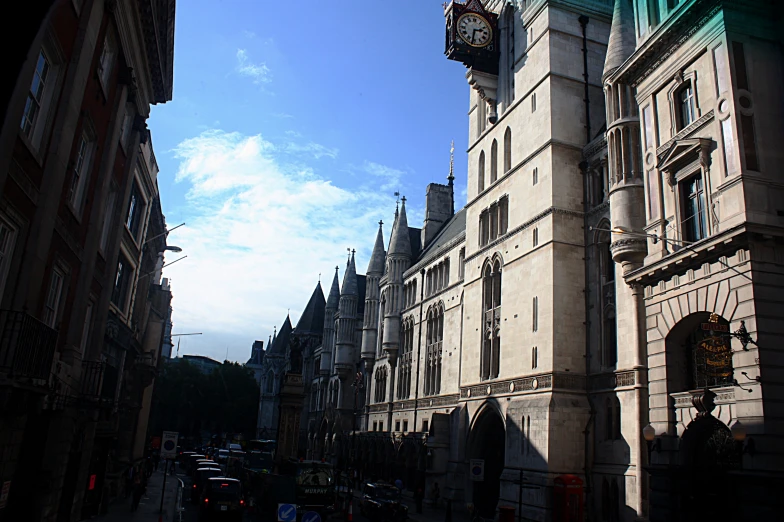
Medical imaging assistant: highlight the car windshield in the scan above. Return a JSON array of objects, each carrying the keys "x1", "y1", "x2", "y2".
[{"x1": 296, "y1": 467, "x2": 333, "y2": 486}]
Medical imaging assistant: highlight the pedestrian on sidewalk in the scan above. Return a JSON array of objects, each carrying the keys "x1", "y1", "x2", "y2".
[
  {"x1": 414, "y1": 485, "x2": 424, "y2": 514},
  {"x1": 130, "y1": 471, "x2": 143, "y2": 512},
  {"x1": 431, "y1": 482, "x2": 440, "y2": 508}
]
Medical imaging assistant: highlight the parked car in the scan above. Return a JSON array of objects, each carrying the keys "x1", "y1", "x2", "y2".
[
  {"x1": 216, "y1": 449, "x2": 230, "y2": 465},
  {"x1": 360, "y1": 482, "x2": 408, "y2": 522},
  {"x1": 191, "y1": 467, "x2": 223, "y2": 505},
  {"x1": 200, "y1": 477, "x2": 245, "y2": 521},
  {"x1": 186, "y1": 454, "x2": 206, "y2": 473}
]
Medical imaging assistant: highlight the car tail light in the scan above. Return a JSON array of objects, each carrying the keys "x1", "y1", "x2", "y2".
[
  {"x1": 240, "y1": 500, "x2": 245, "y2": 506},
  {"x1": 204, "y1": 498, "x2": 209, "y2": 503},
  {"x1": 193, "y1": 484, "x2": 197, "y2": 488}
]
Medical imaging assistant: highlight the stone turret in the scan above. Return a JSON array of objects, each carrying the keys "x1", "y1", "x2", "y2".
[
  {"x1": 319, "y1": 267, "x2": 340, "y2": 375},
  {"x1": 334, "y1": 251, "x2": 359, "y2": 377},
  {"x1": 604, "y1": 0, "x2": 646, "y2": 273},
  {"x1": 382, "y1": 198, "x2": 412, "y2": 362},
  {"x1": 422, "y1": 143, "x2": 456, "y2": 250},
  {"x1": 361, "y1": 222, "x2": 385, "y2": 364}
]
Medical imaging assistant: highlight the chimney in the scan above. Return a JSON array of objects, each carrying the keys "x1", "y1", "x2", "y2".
[{"x1": 421, "y1": 183, "x2": 454, "y2": 250}]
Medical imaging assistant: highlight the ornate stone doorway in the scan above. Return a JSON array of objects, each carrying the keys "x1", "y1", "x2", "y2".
[{"x1": 468, "y1": 406, "x2": 506, "y2": 518}]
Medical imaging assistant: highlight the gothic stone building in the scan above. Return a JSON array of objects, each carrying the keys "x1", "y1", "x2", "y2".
[{"x1": 271, "y1": 1, "x2": 783, "y2": 521}]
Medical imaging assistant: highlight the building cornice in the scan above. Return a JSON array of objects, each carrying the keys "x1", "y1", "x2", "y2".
[{"x1": 611, "y1": 0, "x2": 722, "y2": 88}]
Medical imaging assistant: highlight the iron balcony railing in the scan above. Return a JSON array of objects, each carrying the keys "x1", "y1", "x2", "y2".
[
  {"x1": 80, "y1": 360, "x2": 106, "y2": 399},
  {"x1": 0, "y1": 309, "x2": 58, "y2": 382}
]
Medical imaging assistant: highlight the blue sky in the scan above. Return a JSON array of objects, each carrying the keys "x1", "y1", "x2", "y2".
[{"x1": 148, "y1": 0, "x2": 469, "y2": 363}]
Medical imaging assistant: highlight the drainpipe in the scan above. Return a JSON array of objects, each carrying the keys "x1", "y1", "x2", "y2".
[
  {"x1": 579, "y1": 15, "x2": 592, "y2": 144},
  {"x1": 413, "y1": 269, "x2": 426, "y2": 435},
  {"x1": 579, "y1": 159, "x2": 596, "y2": 520}
]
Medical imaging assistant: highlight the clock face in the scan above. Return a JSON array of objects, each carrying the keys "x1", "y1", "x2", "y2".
[{"x1": 457, "y1": 12, "x2": 492, "y2": 48}]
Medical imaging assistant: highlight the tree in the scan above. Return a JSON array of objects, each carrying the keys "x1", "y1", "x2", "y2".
[{"x1": 149, "y1": 360, "x2": 260, "y2": 444}]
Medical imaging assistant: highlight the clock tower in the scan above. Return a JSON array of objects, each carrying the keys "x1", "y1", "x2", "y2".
[
  {"x1": 444, "y1": 0, "x2": 500, "y2": 74},
  {"x1": 445, "y1": 1, "x2": 501, "y2": 123}
]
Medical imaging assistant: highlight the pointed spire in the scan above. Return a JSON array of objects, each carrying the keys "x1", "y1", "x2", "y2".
[
  {"x1": 367, "y1": 221, "x2": 386, "y2": 276},
  {"x1": 326, "y1": 266, "x2": 341, "y2": 309},
  {"x1": 341, "y1": 249, "x2": 358, "y2": 296},
  {"x1": 388, "y1": 197, "x2": 412, "y2": 257},
  {"x1": 295, "y1": 280, "x2": 326, "y2": 334},
  {"x1": 603, "y1": 0, "x2": 636, "y2": 81},
  {"x1": 448, "y1": 140, "x2": 455, "y2": 186}
]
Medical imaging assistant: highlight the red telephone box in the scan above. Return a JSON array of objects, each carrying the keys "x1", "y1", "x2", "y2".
[{"x1": 553, "y1": 474, "x2": 583, "y2": 522}]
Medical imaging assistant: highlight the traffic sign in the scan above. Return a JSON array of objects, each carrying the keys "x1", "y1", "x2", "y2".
[
  {"x1": 470, "y1": 459, "x2": 484, "y2": 481},
  {"x1": 278, "y1": 503, "x2": 296, "y2": 522},
  {"x1": 160, "y1": 431, "x2": 178, "y2": 459},
  {"x1": 302, "y1": 511, "x2": 322, "y2": 522}
]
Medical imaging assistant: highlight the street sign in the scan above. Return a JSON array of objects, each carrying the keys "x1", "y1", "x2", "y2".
[
  {"x1": 302, "y1": 511, "x2": 322, "y2": 522},
  {"x1": 160, "y1": 431, "x2": 178, "y2": 459},
  {"x1": 278, "y1": 503, "x2": 296, "y2": 522},
  {"x1": 470, "y1": 459, "x2": 484, "y2": 481},
  {"x1": 0, "y1": 481, "x2": 10, "y2": 509}
]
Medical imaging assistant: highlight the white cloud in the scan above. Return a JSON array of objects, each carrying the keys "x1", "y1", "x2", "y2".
[
  {"x1": 236, "y1": 49, "x2": 271, "y2": 84},
  {"x1": 280, "y1": 141, "x2": 339, "y2": 160},
  {"x1": 363, "y1": 161, "x2": 406, "y2": 191},
  {"x1": 165, "y1": 130, "x2": 400, "y2": 362}
]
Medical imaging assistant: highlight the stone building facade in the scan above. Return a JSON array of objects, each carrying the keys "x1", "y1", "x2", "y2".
[
  {"x1": 266, "y1": 0, "x2": 783, "y2": 520},
  {"x1": 0, "y1": 1, "x2": 176, "y2": 520}
]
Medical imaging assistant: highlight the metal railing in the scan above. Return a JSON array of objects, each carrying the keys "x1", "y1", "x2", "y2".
[
  {"x1": 80, "y1": 360, "x2": 106, "y2": 399},
  {"x1": 0, "y1": 309, "x2": 58, "y2": 381}
]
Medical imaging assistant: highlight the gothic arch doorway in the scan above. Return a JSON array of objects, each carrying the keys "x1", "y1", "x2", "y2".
[{"x1": 467, "y1": 405, "x2": 506, "y2": 518}]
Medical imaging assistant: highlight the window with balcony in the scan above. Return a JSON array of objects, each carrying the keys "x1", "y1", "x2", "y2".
[
  {"x1": 481, "y1": 259, "x2": 502, "y2": 380},
  {"x1": 424, "y1": 304, "x2": 444, "y2": 395},
  {"x1": 43, "y1": 266, "x2": 65, "y2": 328},
  {"x1": 0, "y1": 215, "x2": 18, "y2": 301},
  {"x1": 680, "y1": 172, "x2": 707, "y2": 242},
  {"x1": 125, "y1": 180, "x2": 146, "y2": 241},
  {"x1": 111, "y1": 254, "x2": 133, "y2": 312},
  {"x1": 67, "y1": 126, "x2": 96, "y2": 215}
]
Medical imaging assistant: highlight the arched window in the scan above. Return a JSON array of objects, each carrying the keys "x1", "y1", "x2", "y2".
[
  {"x1": 397, "y1": 318, "x2": 414, "y2": 399},
  {"x1": 688, "y1": 314, "x2": 733, "y2": 389},
  {"x1": 478, "y1": 151, "x2": 486, "y2": 193},
  {"x1": 481, "y1": 260, "x2": 502, "y2": 380},
  {"x1": 503, "y1": 127, "x2": 512, "y2": 173},
  {"x1": 378, "y1": 296, "x2": 386, "y2": 356},
  {"x1": 490, "y1": 139, "x2": 498, "y2": 183},
  {"x1": 265, "y1": 371, "x2": 274, "y2": 394},
  {"x1": 424, "y1": 305, "x2": 444, "y2": 396}
]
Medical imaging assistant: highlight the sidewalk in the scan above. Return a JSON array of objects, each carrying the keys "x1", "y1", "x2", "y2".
[
  {"x1": 91, "y1": 469, "x2": 182, "y2": 522},
  {"x1": 400, "y1": 493, "x2": 472, "y2": 522},
  {"x1": 348, "y1": 488, "x2": 472, "y2": 522}
]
